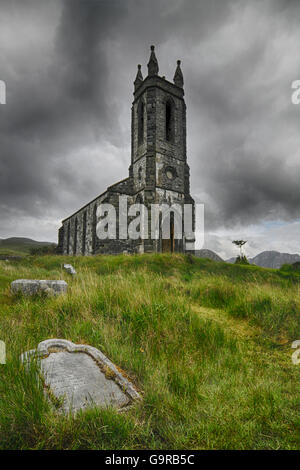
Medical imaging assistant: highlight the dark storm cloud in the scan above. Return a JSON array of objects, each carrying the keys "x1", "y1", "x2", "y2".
[
  {"x1": 0, "y1": 0, "x2": 235, "y2": 238},
  {"x1": 0, "y1": 0, "x2": 128, "y2": 225},
  {"x1": 0, "y1": 0, "x2": 299, "y2": 250},
  {"x1": 186, "y1": 0, "x2": 300, "y2": 230}
]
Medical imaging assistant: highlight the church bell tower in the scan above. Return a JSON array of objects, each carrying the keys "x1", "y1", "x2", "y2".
[{"x1": 130, "y1": 45, "x2": 195, "y2": 253}]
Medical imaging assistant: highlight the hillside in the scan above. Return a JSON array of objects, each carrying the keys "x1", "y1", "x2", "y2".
[
  {"x1": 227, "y1": 250, "x2": 300, "y2": 269},
  {"x1": 250, "y1": 250, "x2": 300, "y2": 269},
  {"x1": 0, "y1": 237, "x2": 56, "y2": 256},
  {"x1": 0, "y1": 254, "x2": 299, "y2": 450},
  {"x1": 194, "y1": 249, "x2": 224, "y2": 262}
]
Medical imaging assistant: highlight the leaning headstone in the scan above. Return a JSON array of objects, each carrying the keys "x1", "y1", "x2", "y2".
[
  {"x1": 11, "y1": 280, "x2": 67, "y2": 296},
  {"x1": 21, "y1": 339, "x2": 141, "y2": 414},
  {"x1": 63, "y1": 264, "x2": 76, "y2": 275}
]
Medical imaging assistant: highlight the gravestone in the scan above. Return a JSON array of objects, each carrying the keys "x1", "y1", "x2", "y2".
[
  {"x1": 63, "y1": 264, "x2": 76, "y2": 275},
  {"x1": 11, "y1": 280, "x2": 67, "y2": 296},
  {"x1": 21, "y1": 339, "x2": 140, "y2": 414}
]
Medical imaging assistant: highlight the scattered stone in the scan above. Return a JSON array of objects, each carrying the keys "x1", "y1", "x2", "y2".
[
  {"x1": 21, "y1": 339, "x2": 141, "y2": 414},
  {"x1": 11, "y1": 279, "x2": 67, "y2": 296},
  {"x1": 63, "y1": 264, "x2": 76, "y2": 275}
]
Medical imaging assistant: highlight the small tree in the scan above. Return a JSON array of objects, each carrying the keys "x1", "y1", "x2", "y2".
[{"x1": 232, "y1": 240, "x2": 249, "y2": 264}]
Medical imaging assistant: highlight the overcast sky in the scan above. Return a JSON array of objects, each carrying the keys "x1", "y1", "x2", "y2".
[{"x1": 0, "y1": 0, "x2": 300, "y2": 259}]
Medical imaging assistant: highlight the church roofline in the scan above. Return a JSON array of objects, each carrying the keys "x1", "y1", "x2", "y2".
[
  {"x1": 61, "y1": 177, "x2": 132, "y2": 223},
  {"x1": 61, "y1": 189, "x2": 108, "y2": 223},
  {"x1": 107, "y1": 176, "x2": 130, "y2": 189}
]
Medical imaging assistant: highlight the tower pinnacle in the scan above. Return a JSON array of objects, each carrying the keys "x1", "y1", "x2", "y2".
[
  {"x1": 134, "y1": 64, "x2": 143, "y2": 90},
  {"x1": 147, "y1": 45, "x2": 159, "y2": 76},
  {"x1": 173, "y1": 60, "x2": 184, "y2": 88}
]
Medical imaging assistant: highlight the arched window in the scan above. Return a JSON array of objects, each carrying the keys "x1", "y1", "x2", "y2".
[
  {"x1": 67, "y1": 222, "x2": 70, "y2": 255},
  {"x1": 138, "y1": 100, "x2": 144, "y2": 145},
  {"x1": 74, "y1": 217, "x2": 78, "y2": 255},
  {"x1": 138, "y1": 166, "x2": 142, "y2": 182},
  {"x1": 92, "y1": 204, "x2": 97, "y2": 253},
  {"x1": 165, "y1": 99, "x2": 174, "y2": 142},
  {"x1": 136, "y1": 194, "x2": 143, "y2": 204},
  {"x1": 82, "y1": 211, "x2": 87, "y2": 255}
]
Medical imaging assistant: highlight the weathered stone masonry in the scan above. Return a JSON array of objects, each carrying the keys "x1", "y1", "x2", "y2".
[{"x1": 57, "y1": 46, "x2": 195, "y2": 255}]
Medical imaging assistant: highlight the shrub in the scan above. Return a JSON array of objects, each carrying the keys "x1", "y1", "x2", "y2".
[{"x1": 29, "y1": 244, "x2": 57, "y2": 256}]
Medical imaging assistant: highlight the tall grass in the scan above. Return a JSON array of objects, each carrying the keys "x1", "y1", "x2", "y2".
[{"x1": 0, "y1": 254, "x2": 299, "y2": 449}]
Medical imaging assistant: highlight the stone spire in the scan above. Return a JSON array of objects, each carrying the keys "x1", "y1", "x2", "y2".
[
  {"x1": 147, "y1": 45, "x2": 159, "y2": 76},
  {"x1": 134, "y1": 64, "x2": 143, "y2": 91},
  {"x1": 173, "y1": 60, "x2": 184, "y2": 88}
]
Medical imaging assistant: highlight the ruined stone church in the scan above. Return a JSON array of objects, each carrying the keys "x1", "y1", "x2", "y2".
[{"x1": 58, "y1": 46, "x2": 195, "y2": 255}]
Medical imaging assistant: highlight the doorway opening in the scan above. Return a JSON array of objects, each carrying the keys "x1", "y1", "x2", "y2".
[{"x1": 161, "y1": 215, "x2": 175, "y2": 253}]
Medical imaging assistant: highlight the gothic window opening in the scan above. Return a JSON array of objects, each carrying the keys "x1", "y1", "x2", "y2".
[
  {"x1": 82, "y1": 211, "x2": 87, "y2": 255},
  {"x1": 161, "y1": 214, "x2": 175, "y2": 253},
  {"x1": 135, "y1": 194, "x2": 143, "y2": 238},
  {"x1": 74, "y1": 217, "x2": 78, "y2": 255},
  {"x1": 92, "y1": 204, "x2": 97, "y2": 252},
  {"x1": 136, "y1": 194, "x2": 143, "y2": 204},
  {"x1": 138, "y1": 100, "x2": 144, "y2": 145},
  {"x1": 165, "y1": 99, "x2": 174, "y2": 142},
  {"x1": 67, "y1": 222, "x2": 70, "y2": 255},
  {"x1": 138, "y1": 166, "x2": 142, "y2": 182}
]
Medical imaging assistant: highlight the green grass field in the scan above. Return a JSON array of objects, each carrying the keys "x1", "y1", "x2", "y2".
[{"x1": 0, "y1": 254, "x2": 299, "y2": 449}]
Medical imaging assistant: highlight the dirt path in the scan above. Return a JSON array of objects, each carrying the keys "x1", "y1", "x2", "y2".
[{"x1": 191, "y1": 304, "x2": 295, "y2": 369}]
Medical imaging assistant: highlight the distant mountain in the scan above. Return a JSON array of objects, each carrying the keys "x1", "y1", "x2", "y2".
[
  {"x1": 194, "y1": 249, "x2": 224, "y2": 262},
  {"x1": 0, "y1": 237, "x2": 56, "y2": 256},
  {"x1": 226, "y1": 250, "x2": 300, "y2": 269},
  {"x1": 250, "y1": 251, "x2": 300, "y2": 269}
]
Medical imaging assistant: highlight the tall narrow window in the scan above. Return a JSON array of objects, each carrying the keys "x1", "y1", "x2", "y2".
[
  {"x1": 138, "y1": 100, "x2": 144, "y2": 145},
  {"x1": 166, "y1": 100, "x2": 174, "y2": 142},
  {"x1": 82, "y1": 211, "x2": 87, "y2": 255},
  {"x1": 67, "y1": 222, "x2": 70, "y2": 255},
  {"x1": 138, "y1": 166, "x2": 142, "y2": 182},
  {"x1": 92, "y1": 204, "x2": 97, "y2": 253},
  {"x1": 74, "y1": 217, "x2": 78, "y2": 255}
]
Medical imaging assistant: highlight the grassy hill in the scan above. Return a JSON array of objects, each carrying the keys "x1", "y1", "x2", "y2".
[
  {"x1": 0, "y1": 237, "x2": 55, "y2": 256},
  {"x1": 0, "y1": 254, "x2": 299, "y2": 450}
]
